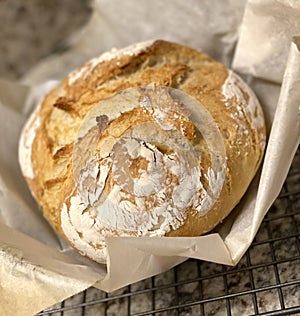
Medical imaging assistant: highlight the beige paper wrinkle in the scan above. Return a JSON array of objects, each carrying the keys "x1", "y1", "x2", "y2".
[
  {"x1": 233, "y1": 0, "x2": 300, "y2": 83},
  {"x1": 0, "y1": 222, "x2": 104, "y2": 316},
  {"x1": 0, "y1": 1, "x2": 300, "y2": 315},
  {"x1": 98, "y1": 233, "x2": 233, "y2": 291},
  {"x1": 98, "y1": 238, "x2": 187, "y2": 292},
  {"x1": 250, "y1": 38, "x2": 300, "y2": 239}
]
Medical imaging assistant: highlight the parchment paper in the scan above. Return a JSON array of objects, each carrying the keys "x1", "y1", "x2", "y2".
[
  {"x1": 233, "y1": 0, "x2": 300, "y2": 83},
  {"x1": 0, "y1": 1, "x2": 299, "y2": 315}
]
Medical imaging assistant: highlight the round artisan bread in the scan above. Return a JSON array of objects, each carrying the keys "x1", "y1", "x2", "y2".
[{"x1": 19, "y1": 40, "x2": 266, "y2": 263}]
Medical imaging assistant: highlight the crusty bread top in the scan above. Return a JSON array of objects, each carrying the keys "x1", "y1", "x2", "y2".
[{"x1": 19, "y1": 40, "x2": 266, "y2": 263}]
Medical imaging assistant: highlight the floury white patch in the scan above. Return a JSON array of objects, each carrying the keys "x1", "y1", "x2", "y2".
[
  {"x1": 61, "y1": 85, "x2": 227, "y2": 259},
  {"x1": 93, "y1": 137, "x2": 202, "y2": 233},
  {"x1": 221, "y1": 70, "x2": 266, "y2": 149},
  {"x1": 60, "y1": 195, "x2": 108, "y2": 263},
  {"x1": 18, "y1": 101, "x2": 42, "y2": 179}
]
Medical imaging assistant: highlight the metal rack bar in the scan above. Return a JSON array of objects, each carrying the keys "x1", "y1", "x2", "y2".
[
  {"x1": 81, "y1": 291, "x2": 86, "y2": 316},
  {"x1": 253, "y1": 306, "x2": 300, "y2": 316},
  {"x1": 151, "y1": 277, "x2": 155, "y2": 316},
  {"x1": 265, "y1": 221, "x2": 285, "y2": 310},
  {"x1": 197, "y1": 260, "x2": 205, "y2": 316},
  {"x1": 246, "y1": 250, "x2": 259, "y2": 315},
  {"x1": 222, "y1": 265, "x2": 232, "y2": 316}
]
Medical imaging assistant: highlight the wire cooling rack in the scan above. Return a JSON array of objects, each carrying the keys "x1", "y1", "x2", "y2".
[{"x1": 37, "y1": 149, "x2": 300, "y2": 316}]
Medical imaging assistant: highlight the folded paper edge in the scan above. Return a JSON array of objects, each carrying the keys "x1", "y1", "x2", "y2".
[
  {"x1": 250, "y1": 37, "x2": 300, "y2": 240},
  {"x1": 95, "y1": 233, "x2": 233, "y2": 292}
]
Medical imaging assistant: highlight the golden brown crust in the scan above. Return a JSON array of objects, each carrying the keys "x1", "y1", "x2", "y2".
[{"x1": 19, "y1": 40, "x2": 266, "y2": 262}]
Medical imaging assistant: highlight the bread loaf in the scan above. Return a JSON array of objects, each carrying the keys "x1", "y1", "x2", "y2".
[{"x1": 19, "y1": 40, "x2": 266, "y2": 263}]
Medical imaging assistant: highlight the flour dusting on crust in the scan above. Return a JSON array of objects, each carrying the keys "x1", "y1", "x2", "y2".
[
  {"x1": 222, "y1": 70, "x2": 266, "y2": 149},
  {"x1": 19, "y1": 103, "x2": 42, "y2": 179},
  {"x1": 60, "y1": 85, "x2": 227, "y2": 262}
]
